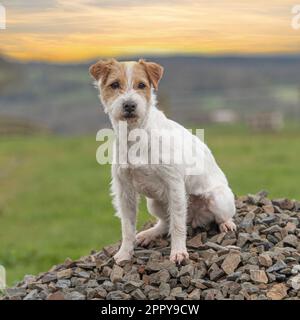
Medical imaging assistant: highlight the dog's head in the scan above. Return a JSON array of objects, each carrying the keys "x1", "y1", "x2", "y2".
[{"x1": 89, "y1": 58, "x2": 163, "y2": 126}]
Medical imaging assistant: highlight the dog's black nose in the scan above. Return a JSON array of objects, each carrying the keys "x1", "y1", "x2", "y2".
[{"x1": 123, "y1": 102, "x2": 136, "y2": 113}]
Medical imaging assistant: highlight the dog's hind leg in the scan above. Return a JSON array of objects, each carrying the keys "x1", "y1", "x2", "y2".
[
  {"x1": 207, "y1": 186, "x2": 236, "y2": 232},
  {"x1": 136, "y1": 198, "x2": 168, "y2": 246}
]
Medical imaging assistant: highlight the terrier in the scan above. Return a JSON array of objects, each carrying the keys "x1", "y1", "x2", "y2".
[{"x1": 89, "y1": 58, "x2": 236, "y2": 264}]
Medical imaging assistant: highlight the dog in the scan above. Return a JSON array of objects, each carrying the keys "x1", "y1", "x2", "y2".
[{"x1": 89, "y1": 58, "x2": 236, "y2": 264}]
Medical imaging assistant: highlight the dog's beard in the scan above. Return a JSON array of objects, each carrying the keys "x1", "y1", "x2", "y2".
[{"x1": 107, "y1": 99, "x2": 148, "y2": 127}]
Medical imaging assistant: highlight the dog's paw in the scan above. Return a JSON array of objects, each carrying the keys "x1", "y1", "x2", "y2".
[
  {"x1": 136, "y1": 229, "x2": 159, "y2": 247},
  {"x1": 113, "y1": 250, "x2": 132, "y2": 265},
  {"x1": 170, "y1": 249, "x2": 189, "y2": 265},
  {"x1": 219, "y1": 219, "x2": 237, "y2": 233}
]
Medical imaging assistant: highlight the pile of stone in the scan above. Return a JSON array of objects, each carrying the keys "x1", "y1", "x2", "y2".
[{"x1": 1, "y1": 191, "x2": 300, "y2": 300}]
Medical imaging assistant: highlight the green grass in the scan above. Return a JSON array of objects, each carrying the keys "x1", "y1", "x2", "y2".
[{"x1": 0, "y1": 124, "x2": 300, "y2": 286}]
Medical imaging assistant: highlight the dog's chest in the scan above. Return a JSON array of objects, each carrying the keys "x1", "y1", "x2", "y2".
[{"x1": 125, "y1": 166, "x2": 165, "y2": 199}]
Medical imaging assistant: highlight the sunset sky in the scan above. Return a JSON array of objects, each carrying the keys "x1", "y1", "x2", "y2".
[{"x1": 0, "y1": 0, "x2": 299, "y2": 62}]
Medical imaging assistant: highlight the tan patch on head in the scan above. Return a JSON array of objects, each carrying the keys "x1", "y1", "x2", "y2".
[
  {"x1": 138, "y1": 59, "x2": 164, "y2": 90},
  {"x1": 132, "y1": 62, "x2": 152, "y2": 102},
  {"x1": 94, "y1": 60, "x2": 127, "y2": 105}
]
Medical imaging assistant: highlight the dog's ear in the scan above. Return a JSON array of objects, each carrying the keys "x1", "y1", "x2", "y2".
[
  {"x1": 89, "y1": 58, "x2": 116, "y2": 82},
  {"x1": 139, "y1": 59, "x2": 164, "y2": 90}
]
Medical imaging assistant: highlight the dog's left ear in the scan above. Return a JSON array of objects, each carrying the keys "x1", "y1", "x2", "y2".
[{"x1": 139, "y1": 59, "x2": 164, "y2": 90}]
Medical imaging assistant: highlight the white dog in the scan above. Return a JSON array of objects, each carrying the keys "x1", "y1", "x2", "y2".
[{"x1": 89, "y1": 58, "x2": 236, "y2": 264}]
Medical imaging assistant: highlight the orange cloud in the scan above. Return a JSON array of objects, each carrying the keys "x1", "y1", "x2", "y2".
[{"x1": 1, "y1": 0, "x2": 299, "y2": 61}]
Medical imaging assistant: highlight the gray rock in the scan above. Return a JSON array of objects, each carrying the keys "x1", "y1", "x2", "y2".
[
  {"x1": 267, "y1": 260, "x2": 287, "y2": 273},
  {"x1": 178, "y1": 264, "x2": 195, "y2": 277},
  {"x1": 274, "y1": 273, "x2": 286, "y2": 282},
  {"x1": 170, "y1": 287, "x2": 187, "y2": 299},
  {"x1": 290, "y1": 275, "x2": 300, "y2": 290},
  {"x1": 86, "y1": 288, "x2": 96, "y2": 299},
  {"x1": 170, "y1": 287, "x2": 182, "y2": 297},
  {"x1": 110, "y1": 264, "x2": 124, "y2": 283},
  {"x1": 123, "y1": 280, "x2": 143, "y2": 293},
  {"x1": 203, "y1": 289, "x2": 221, "y2": 300},
  {"x1": 169, "y1": 278, "x2": 178, "y2": 289},
  {"x1": 149, "y1": 269, "x2": 170, "y2": 285},
  {"x1": 6, "y1": 287, "x2": 27, "y2": 298},
  {"x1": 283, "y1": 235, "x2": 298, "y2": 248},
  {"x1": 23, "y1": 289, "x2": 40, "y2": 300},
  {"x1": 267, "y1": 234, "x2": 279, "y2": 244},
  {"x1": 106, "y1": 290, "x2": 131, "y2": 300},
  {"x1": 221, "y1": 251, "x2": 241, "y2": 275},
  {"x1": 240, "y1": 212, "x2": 254, "y2": 232},
  {"x1": 131, "y1": 288, "x2": 146, "y2": 300},
  {"x1": 115, "y1": 282, "x2": 125, "y2": 291},
  {"x1": 291, "y1": 265, "x2": 300, "y2": 275},
  {"x1": 77, "y1": 271, "x2": 90, "y2": 279},
  {"x1": 272, "y1": 199, "x2": 294, "y2": 211},
  {"x1": 71, "y1": 277, "x2": 87, "y2": 287},
  {"x1": 180, "y1": 275, "x2": 191, "y2": 288},
  {"x1": 221, "y1": 281, "x2": 241, "y2": 295},
  {"x1": 41, "y1": 273, "x2": 57, "y2": 283},
  {"x1": 227, "y1": 271, "x2": 242, "y2": 281},
  {"x1": 147, "y1": 287, "x2": 161, "y2": 300},
  {"x1": 187, "y1": 234, "x2": 202, "y2": 248},
  {"x1": 261, "y1": 216, "x2": 277, "y2": 225},
  {"x1": 237, "y1": 233, "x2": 250, "y2": 247},
  {"x1": 65, "y1": 291, "x2": 86, "y2": 300},
  {"x1": 258, "y1": 253, "x2": 273, "y2": 267},
  {"x1": 56, "y1": 279, "x2": 71, "y2": 289},
  {"x1": 159, "y1": 283, "x2": 171, "y2": 297},
  {"x1": 187, "y1": 288, "x2": 201, "y2": 300},
  {"x1": 102, "y1": 280, "x2": 115, "y2": 292},
  {"x1": 262, "y1": 225, "x2": 282, "y2": 234},
  {"x1": 94, "y1": 287, "x2": 107, "y2": 299},
  {"x1": 209, "y1": 263, "x2": 224, "y2": 281},
  {"x1": 241, "y1": 282, "x2": 259, "y2": 294},
  {"x1": 101, "y1": 266, "x2": 112, "y2": 277},
  {"x1": 86, "y1": 279, "x2": 99, "y2": 288}
]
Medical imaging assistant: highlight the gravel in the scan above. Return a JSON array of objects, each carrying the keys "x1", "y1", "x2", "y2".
[{"x1": 1, "y1": 192, "x2": 300, "y2": 300}]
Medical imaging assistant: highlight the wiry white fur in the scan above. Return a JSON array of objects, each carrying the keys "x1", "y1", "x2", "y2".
[{"x1": 94, "y1": 61, "x2": 236, "y2": 264}]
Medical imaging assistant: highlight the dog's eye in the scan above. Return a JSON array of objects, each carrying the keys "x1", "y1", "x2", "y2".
[
  {"x1": 138, "y1": 82, "x2": 146, "y2": 89},
  {"x1": 110, "y1": 81, "x2": 120, "y2": 89}
]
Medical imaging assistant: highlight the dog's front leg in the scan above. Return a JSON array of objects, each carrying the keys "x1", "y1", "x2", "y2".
[
  {"x1": 168, "y1": 180, "x2": 189, "y2": 264},
  {"x1": 112, "y1": 174, "x2": 138, "y2": 264}
]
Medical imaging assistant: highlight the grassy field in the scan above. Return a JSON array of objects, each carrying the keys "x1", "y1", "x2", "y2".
[{"x1": 1, "y1": 124, "x2": 300, "y2": 286}]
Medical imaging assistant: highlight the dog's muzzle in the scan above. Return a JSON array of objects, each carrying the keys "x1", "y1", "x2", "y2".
[{"x1": 122, "y1": 101, "x2": 137, "y2": 119}]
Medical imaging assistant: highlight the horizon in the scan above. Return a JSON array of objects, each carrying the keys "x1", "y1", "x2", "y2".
[
  {"x1": 1, "y1": 0, "x2": 299, "y2": 62},
  {"x1": 2, "y1": 52, "x2": 300, "y2": 65}
]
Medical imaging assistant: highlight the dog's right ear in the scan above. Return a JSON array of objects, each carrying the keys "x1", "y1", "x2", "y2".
[{"x1": 89, "y1": 58, "x2": 116, "y2": 82}]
